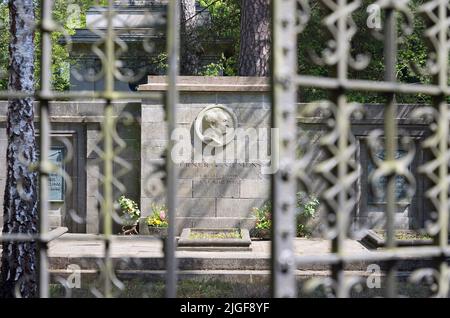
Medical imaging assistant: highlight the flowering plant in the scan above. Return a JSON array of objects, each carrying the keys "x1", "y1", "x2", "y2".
[
  {"x1": 253, "y1": 202, "x2": 272, "y2": 230},
  {"x1": 118, "y1": 195, "x2": 140, "y2": 226},
  {"x1": 146, "y1": 203, "x2": 169, "y2": 228}
]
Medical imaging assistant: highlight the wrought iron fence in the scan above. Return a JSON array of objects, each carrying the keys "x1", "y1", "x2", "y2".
[
  {"x1": 272, "y1": 0, "x2": 450, "y2": 298},
  {"x1": 0, "y1": 0, "x2": 177, "y2": 298},
  {"x1": 0, "y1": 0, "x2": 449, "y2": 298}
]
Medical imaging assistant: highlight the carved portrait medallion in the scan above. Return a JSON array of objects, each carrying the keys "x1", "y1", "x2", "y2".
[{"x1": 194, "y1": 105, "x2": 237, "y2": 147}]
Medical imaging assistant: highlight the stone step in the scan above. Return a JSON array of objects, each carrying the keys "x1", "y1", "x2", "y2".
[
  {"x1": 49, "y1": 269, "x2": 411, "y2": 284},
  {"x1": 48, "y1": 255, "x2": 440, "y2": 272}
]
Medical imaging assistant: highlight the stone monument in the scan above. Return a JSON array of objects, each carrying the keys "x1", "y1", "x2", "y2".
[{"x1": 138, "y1": 76, "x2": 272, "y2": 234}]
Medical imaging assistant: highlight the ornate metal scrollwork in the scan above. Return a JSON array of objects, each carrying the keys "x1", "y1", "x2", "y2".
[
  {"x1": 307, "y1": 0, "x2": 369, "y2": 70},
  {"x1": 301, "y1": 101, "x2": 363, "y2": 240}
]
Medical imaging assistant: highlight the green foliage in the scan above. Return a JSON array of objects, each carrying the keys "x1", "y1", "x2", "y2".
[
  {"x1": 198, "y1": 0, "x2": 240, "y2": 76},
  {"x1": 0, "y1": 4, "x2": 9, "y2": 88},
  {"x1": 199, "y1": 0, "x2": 433, "y2": 102},
  {"x1": 298, "y1": 0, "x2": 432, "y2": 103},
  {"x1": 118, "y1": 195, "x2": 141, "y2": 226},
  {"x1": 200, "y1": 53, "x2": 236, "y2": 76},
  {"x1": 252, "y1": 202, "x2": 272, "y2": 231},
  {"x1": 149, "y1": 53, "x2": 168, "y2": 75},
  {"x1": 146, "y1": 203, "x2": 169, "y2": 228},
  {"x1": 296, "y1": 192, "x2": 320, "y2": 237},
  {"x1": 201, "y1": 62, "x2": 224, "y2": 76},
  {"x1": 0, "y1": 0, "x2": 104, "y2": 91},
  {"x1": 223, "y1": 55, "x2": 237, "y2": 76},
  {"x1": 252, "y1": 193, "x2": 320, "y2": 237},
  {"x1": 199, "y1": 0, "x2": 240, "y2": 38},
  {"x1": 0, "y1": 0, "x2": 438, "y2": 99}
]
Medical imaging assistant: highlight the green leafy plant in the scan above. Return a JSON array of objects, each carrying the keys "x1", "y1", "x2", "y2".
[
  {"x1": 146, "y1": 203, "x2": 169, "y2": 228},
  {"x1": 198, "y1": 0, "x2": 241, "y2": 75},
  {"x1": 251, "y1": 193, "x2": 320, "y2": 238},
  {"x1": 200, "y1": 54, "x2": 236, "y2": 76},
  {"x1": 252, "y1": 202, "x2": 272, "y2": 231},
  {"x1": 296, "y1": 192, "x2": 320, "y2": 237},
  {"x1": 118, "y1": 195, "x2": 141, "y2": 226},
  {"x1": 201, "y1": 61, "x2": 224, "y2": 76},
  {"x1": 149, "y1": 53, "x2": 168, "y2": 75}
]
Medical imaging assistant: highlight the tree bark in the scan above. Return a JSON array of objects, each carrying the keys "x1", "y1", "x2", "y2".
[
  {"x1": 238, "y1": 0, "x2": 270, "y2": 76},
  {"x1": 0, "y1": 0, "x2": 38, "y2": 298},
  {"x1": 180, "y1": 0, "x2": 201, "y2": 75}
]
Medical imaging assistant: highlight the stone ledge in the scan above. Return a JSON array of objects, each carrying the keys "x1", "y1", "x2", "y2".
[
  {"x1": 0, "y1": 100, "x2": 142, "y2": 121},
  {"x1": 138, "y1": 76, "x2": 270, "y2": 92}
]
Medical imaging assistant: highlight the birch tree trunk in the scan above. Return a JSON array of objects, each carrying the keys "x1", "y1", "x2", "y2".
[
  {"x1": 238, "y1": 0, "x2": 270, "y2": 76},
  {"x1": 180, "y1": 0, "x2": 201, "y2": 75},
  {"x1": 0, "y1": 0, "x2": 38, "y2": 298}
]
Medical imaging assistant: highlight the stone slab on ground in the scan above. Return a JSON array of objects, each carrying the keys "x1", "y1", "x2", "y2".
[
  {"x1": 44, "y1": 234, "x2": 444, "y2": 272},
  {"x1": 177, "y1": 228, "x2": 252, "y2": 251},
  {"x1": 45, "y1": 233, "x2": 374, "y2": 271},
  {"x1": 48, "y1": 234, "x2": 367, "y2": 258}
]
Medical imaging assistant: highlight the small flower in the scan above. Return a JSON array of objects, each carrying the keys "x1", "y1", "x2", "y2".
[{"x1": 159, "y1": 210, "x2": 166, "y2": 221}]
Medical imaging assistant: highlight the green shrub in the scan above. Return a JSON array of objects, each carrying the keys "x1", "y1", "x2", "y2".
[
  {"x1": 149, "y1": 53, "x2": 168, "y2": 74},
  {"x1": 296, "y1": 192, "x2": 320, "y2": 237},
  {"x1": 252, "y1": 202, "x2": 272, "y2": 231},
  {"x1": 200, "y1": 54, "x2": 237, "y2": 76},
  {"x1": 252, "y1": 192, "x2": 320, "y2": 237}
]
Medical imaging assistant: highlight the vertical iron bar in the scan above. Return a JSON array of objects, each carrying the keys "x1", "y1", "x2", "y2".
[
  {"x1": 271, "y1": 0, "x2": 297, "y2": 298},
  {"x1": 436, "y1": 102, "x2": 449, "y2": 297},
  {"x1": 38, "y1": 0, "x2": 53, "y2": 299},
  {"x1": 332, "y1": 0, "x2": 349, "y2": 298},
  {"x1": 435, "y1": 0, "x2": 449, "y2": 298},
  {"x1": 102, "y1": 0, "x2": 115, "y2": 298},
  {"x1": 165, "y1": 0, "x2": 179, "y2": 298},
  {"x1": 383, "y1": 6, "x2": 398, "y2": 298}
]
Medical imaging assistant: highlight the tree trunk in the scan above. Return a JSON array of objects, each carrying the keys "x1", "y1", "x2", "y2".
[
  {"x1": 0, "y1": 0, "x2": 38, "y2": 298},
  {"x1": 238, "y1": 0, "x2": 270, "y2": 76},
  {"x1": 180, "y1": 0, "x2": 201, "y2": 75}
]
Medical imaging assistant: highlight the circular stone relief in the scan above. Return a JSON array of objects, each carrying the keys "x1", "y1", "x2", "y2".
[{"x1": 194, "y1": 105, "x2": 238, "y2": 147}]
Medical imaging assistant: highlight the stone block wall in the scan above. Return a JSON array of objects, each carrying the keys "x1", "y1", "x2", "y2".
[
  {"x1": 297, "y1": 104, "x2": 431, "y2": 231},
  {"x1": 0, "y1": 77, "x2": 433, "y2": 235},
  {"x1": 139, "y1": 77, "x2": 271, "y2": 234},
  {"x1": 0, "y1": 101, "x2": 141, "y2": 234}
]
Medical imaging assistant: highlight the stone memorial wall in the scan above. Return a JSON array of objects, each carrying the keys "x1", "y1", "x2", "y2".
[
  {"x1": 0, "y1": 77, "x2": 271, "y2": 235},
  {"x1": 138, "y1": 77, "x2": 271, "y2": 234},
  {"x1": 0, "y1": 77, "x2": 431, "y2": 234},
  {"x1": 0, "y1": 101, "x2": 141, "y2": 233}
]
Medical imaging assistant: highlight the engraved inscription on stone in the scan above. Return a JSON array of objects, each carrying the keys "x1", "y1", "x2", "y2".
[
  {"x1": 178, "y1": 163, "x2": 263, "y2": 179},
  {"x1": 193, "y1": 179, "x2": 239, "y2": 198}
]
